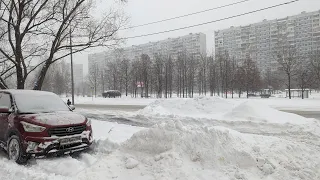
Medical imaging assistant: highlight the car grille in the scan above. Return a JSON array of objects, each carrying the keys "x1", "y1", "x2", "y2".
[{"x1": 48, "y1": 125, "x2": 86, "y2": 137}]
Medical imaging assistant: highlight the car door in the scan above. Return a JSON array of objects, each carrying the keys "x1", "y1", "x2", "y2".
[{"x1": 0, "y1": 92, "x2": 12, "y2": 142}]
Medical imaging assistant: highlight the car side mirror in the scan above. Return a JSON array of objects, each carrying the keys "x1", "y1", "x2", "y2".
[
  {"x1": 69, "y1": 105, "x2": 75, "y2": 110},
  {"x1": 0, "y1": 107, "x2": 11, "y2": 113}
]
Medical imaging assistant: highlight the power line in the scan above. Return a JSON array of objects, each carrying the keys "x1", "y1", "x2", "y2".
[
  {"x1": 120, "y1": 0, "x2": 253, "y2": 30},
  {"x1": 118, "y1": 0, "x2": 300, "y2": 40}
]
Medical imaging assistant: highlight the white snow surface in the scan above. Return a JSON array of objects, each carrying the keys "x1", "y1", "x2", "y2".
[
  {"x1": 1, "y1": 97, "x2": 320, "y2": 180},
  {"x1": 138, "y1": 96, "x2": 235, "y2": 119},
  {"x1": 223, "y1": 101, "x2": 310, "y2": 124},
  {"x1": 62, "y1": 92, "x2": 320, "y2": 111},
  {"x1": 62, "y1": 96, "x2": 155, "y2": 106},
  {"x1": 138, "y1": 97, "x2": 316, "y2": 125}
]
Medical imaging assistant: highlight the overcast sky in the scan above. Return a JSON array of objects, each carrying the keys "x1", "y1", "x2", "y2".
[{"x1": 73, "y1": 0, "x2": 320, "y2": 75}]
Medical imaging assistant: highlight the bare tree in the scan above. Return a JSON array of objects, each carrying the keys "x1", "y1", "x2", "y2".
[
  {"x1": 295, "y1": 62, "x2": 314, "y2": 99},
  {"x1": 153, "y1": 54, "x2": 164, "y2": 98},
  {"x1": 242, "y1": 55, "x2": 261, "y2": 98},
  {"x1": 120, "y1": 58, "x2": 130, "y2": 96},
  {"x1": 165, "y1": 56, "x2": 174, "y2": 98},
  {"x1": 130, "y1": 58, "x2": 140, "y2": 98},
  {"x1": 310, "y1": 49, "x2": 320, "y2": 89},
  {"x1": 207, "y1": 56, "x2": 217, "y2": 96},
  {"x1": 140, "y1": 54, "x2": 152, "y2": 98},
  {"x1": 88, "y1": 62, "x2": 99, "y2": 97},
  {"x1": 230, "y1": 57, "x2": 237, "y2": 98},
  {"x1": 234, "y1": 66, "x2": 246, "y2": 98},
  {"x1": 107, "y1": 60, "x2": 119, "y2": 91},
  {"x1": 262, "y1": 68, "x2": 284, "y2": 90},
  {"x1": 198, "y1": 54, "x2": 208, "y2": 96},
  {"x1": 0, "y1": 0, "x2": 126, "y2": 90},
  {"x1": 274, "y1": 45, "x2": 300, "y2": 99}
]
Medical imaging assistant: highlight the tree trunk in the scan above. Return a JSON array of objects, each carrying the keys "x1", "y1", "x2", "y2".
[
  {"x1": 16, "y1": 65, "x2": 25, "y2": 89},
  {"x1": 125, "y1": 67, "x2": 128, "y2": 96},
  {"x1": 288, "y1": 73, "x2": 291, "y2": 99},
  {"x1": 101, "y1": 73, "x2": 104, "y2": 93},
  {"x1": 34, "y1": 64, "x2": 50, "y2": 90},
  {"x1": 232, "y1": 87, "x2": 234, "y2": 99},
  {"x1": 246, "y1": 88, "x2": 249, "y2": 99}
]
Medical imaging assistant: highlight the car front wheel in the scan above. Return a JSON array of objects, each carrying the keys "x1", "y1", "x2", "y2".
[{"x1": 7, "y1": 135, "x2": 29, "y2": 164}]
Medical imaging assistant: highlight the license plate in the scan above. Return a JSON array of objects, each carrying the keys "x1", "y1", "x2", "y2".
[{"x1": 60, "y1": 136, "x2": 82, "y2": 145}]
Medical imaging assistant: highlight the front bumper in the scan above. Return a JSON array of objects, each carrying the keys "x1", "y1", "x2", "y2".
[{"x1": 23, "y1": 130, "x2": 93, "y2": 156}]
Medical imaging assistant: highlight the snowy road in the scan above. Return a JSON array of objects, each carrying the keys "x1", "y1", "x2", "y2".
[
  {"x1": 75, "y1": 104, "x2": 144, "y2": 112},
  {"x1": 75, "y1": 104, "x2": 320, "y2": 120},
  {"x1": 283, "y1": 110, "x2": 320, "y2": 120}
]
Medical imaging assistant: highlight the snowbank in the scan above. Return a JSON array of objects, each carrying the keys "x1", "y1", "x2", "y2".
[
  {"x1": 138, "y1": 96, "x2": 236, "y2": 119},
  {"x1": 245, "y1": 98, "x2": 320, "y2": 111},
  {"x1": 91, "y1": 120, "x2": 145, "y2": 143},
  {"x1": 84, "y1": 121, "x2": 320, "y2": 180},
  {"x1": 138, "y1": 97, "x2": 316, "y2": 125},
  {"x1": 223, "y1": 101, "x2": 312, "y2": 124}
]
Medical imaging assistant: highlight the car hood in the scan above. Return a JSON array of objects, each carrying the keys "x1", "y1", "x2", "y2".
[{"x1": 19, "y1": 111, "x2": 86, "y2": 126}]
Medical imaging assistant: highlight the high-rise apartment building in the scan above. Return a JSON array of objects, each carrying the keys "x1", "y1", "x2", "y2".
[
  {"x1": 88, "y1": 32, "x2": 206, "y2": 74},
  {"x1": 214, "y1": 10, "x2": 320, "y2": 73}
]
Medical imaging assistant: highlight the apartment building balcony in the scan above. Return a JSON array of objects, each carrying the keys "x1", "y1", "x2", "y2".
[{"x1": 313, "y1": 32, "x2": 320, "y2": 37}]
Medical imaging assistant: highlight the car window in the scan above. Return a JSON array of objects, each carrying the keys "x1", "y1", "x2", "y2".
[
  {"x1": 14, "y1": 93, "x2": 69, "y2": 113},
  {"x1": 0, "y1": 93, "x2": 11, "y2": 109}
]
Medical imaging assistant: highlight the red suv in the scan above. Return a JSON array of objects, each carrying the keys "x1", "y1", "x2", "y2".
[{"x1": 0, "y1": 90, "x2": 93, "y2": 164}]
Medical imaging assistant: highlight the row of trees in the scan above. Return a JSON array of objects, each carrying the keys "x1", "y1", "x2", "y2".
[
  {"x1": 15, "y1": 45, "x2": 319, "y2": 100},
  {"x1": 86, "y1": 44, "x2": 320, "y2": 99},
  {"x1": 274, "y1": 46, "x2": 320, "y2": 99},
  {"x1": 87, "y1": 49, "x2": 263, "y2": 98}
]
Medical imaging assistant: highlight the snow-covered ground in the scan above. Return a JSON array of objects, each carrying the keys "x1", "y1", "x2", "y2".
[
  {"x1": 62, "y1": 96, "x2": 155, "y2": 106},
  {"x1": 63, "y1": 92, "x2": 320, "y2": 111},
  {"x1": 1, "y1": 96, "x2": 320, "y2": 180}
]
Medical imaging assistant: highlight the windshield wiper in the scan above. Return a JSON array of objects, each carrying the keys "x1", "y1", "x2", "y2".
[
  {"x1": 41, "y1": 111, "x2": 55, "y2": 113},
  {"x1": 19, "y1": 112, "x2": 36, "y2": 114}
]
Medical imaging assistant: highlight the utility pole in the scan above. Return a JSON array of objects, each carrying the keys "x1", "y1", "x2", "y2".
[{"x1": 70, "y1": 27, "x2": 75, "y2": 105}]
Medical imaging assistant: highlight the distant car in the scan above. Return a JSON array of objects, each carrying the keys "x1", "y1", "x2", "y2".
[
  {"x1": 0, "y1": 90, "x2": 93, "y2": 164},
  {"x1": 102, "y1": 90, "x2": 121, "y2": 98},
  {"x1": 260, "y1": 94, "x2": 271, "y2": 98}
]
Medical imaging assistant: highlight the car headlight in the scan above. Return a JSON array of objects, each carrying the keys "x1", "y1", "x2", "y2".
[
  {"x1": 21, "y1": 122, "x2": 46, "y2": 132},
  {"x1": 86, "y1": 119, "x2": 91, "y2": 126}
]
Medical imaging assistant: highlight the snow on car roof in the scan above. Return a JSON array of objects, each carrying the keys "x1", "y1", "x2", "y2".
[
  {"x1": 104, "y1": 90, "x2": 120, "y2": 92},
  {"x1": 0, "y1": 89, "x2": 56, "y2": 96}
]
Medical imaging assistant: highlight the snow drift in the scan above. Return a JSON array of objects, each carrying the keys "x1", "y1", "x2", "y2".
[
  {"x1": 138, "y1": 96, "x2": 235, "y2": 119},
  {"x1": 138, "y1": 97, "x2": 316, "y2": 125},
  {"x1": 118, "y1": 121, "x2": 320, "y2": 180},
  {"x1": 223, "y1": 101, "x2": 312, "y2": 124}
]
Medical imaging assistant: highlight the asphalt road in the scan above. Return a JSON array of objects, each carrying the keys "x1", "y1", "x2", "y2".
[
  {"x1": 281, "y1": 110, "x2": 320, "y2": 119},
  {"x1": 75, "y1": 104, "x2": 320, "y2": 120},
  {"x1": 75, "y1": 104, "x2": 145, "y2": 112}
]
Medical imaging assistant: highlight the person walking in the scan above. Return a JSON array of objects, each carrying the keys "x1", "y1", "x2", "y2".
[{"x1": 67, "y1": 99, "x2": 71, "y2": 106}]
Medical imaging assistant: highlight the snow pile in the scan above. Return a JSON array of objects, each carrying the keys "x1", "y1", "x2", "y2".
[
  {"x1": 91, "y1": 120, "x2": 145, "y2": 143},
  {"x1": 223, "y1": 101, "x2": 313, "y2": 124},
  {"x1": 138, "y1": 96, "x2": 235, "y2": 119},
  {"x1": 138, "y1": 97, "x2": 317, "y2": 126},
  {"x1": 118, "y1": 121, "x2": 320, "y2": 179}
]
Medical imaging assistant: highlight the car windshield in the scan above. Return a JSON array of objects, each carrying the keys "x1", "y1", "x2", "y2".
[{"x1": 14, "y1": 93, "x2": 70, "y2": 113}]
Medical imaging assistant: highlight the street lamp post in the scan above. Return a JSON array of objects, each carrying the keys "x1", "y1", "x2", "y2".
[
  {"x1": 69, "y1": 16, "x2": 90, "y2": 105},
  {"x1": 69, "y1": 28, "x2": 75, "y2": 105}
]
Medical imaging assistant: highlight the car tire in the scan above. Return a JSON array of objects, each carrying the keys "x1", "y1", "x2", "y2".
[{"x1": 7, "y1": 135, "x2": 29, "y2": 164}]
